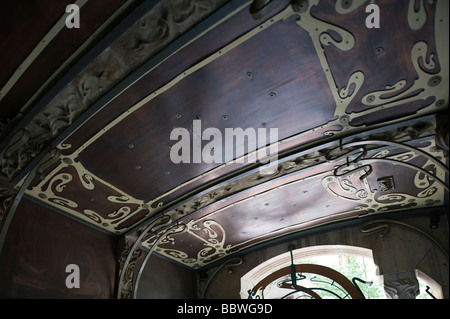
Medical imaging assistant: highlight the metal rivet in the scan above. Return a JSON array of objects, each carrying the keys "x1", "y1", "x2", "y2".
[
  {"x1": 136, "y1": 165, "x2": 141, "y2": 170},
  {"x1": 39, "y1": 193, "x2": 47, "y2": 199},
  {"x1": 165, "y1": 170, "x2": 171, "y2": 175},
  {"x1": 246, "y1": 72, "x2": 253, "y2": 79},
  {"x1": 366, "y1": 95, "x2": 375, "y2": 103},
  {"x1": 339, "y1": 115, "x2": 350, "y2": 124},
  {"x1": 428, "y1": 76, "x2": 441, "y2": 87},
  {"x1": 102, "y1": 223, "x2": 109, "y2": 227},
  {"x1": 89, "y1": 197, "x2": 95, "y2": 202},
  {"x1": 63, "y1": 158, "x2": 72, "y2": 165},
  {"x1": 296, "y1": 0, "x2": 309, "y2": 13},
  {"x1": 176, "y1": 112, "x2": 182, "y2": 118},
  {"x1": 269, "y1": 92, "x2": 276, "y2": 98},
  {"x1": 375, "y1": 47, "x2": 384, "y2": 55},
  {"x1": 435, "y1": 99, "x2": 445, "y2": 107},
  {"x1": 261, "y1": 122, "x2": 267, "y2": 127},
  {"x1": 342, "y1": 0, "x2": 352, "y2": 9},
  {"x1": 128, "y1": 143, "x2": 134, "y2": 149},
  {"x1": 222, "y1": 114, "x2": 229, "y2": 120}
]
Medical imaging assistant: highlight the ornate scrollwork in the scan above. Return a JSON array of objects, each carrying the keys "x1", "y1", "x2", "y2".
[
  {"x1": 0, "y1": 0, "x2": 229, "y2": 198},
  {"x1": 407, "y1": 0, "x2": 431, "y2": 31},
  {"x1": 143, "y1": 219, "x2": 231, "y2": 269},
  {"x1": 0, "y1": 175, "x2": 14, "y2": 222},
  {"x1": 117, "y1": 214, "x2": 175, "y2": 298},
  {"x1": 322, "y1": 138, "x2": 447, "y2": 213},
  {"x1": 118, "y1": 237, "x2": 143, "y2": 299},
  {"x1": 291, "y1": 0, "x2": 446, "y2": 135},
  {"x1": 361, "y1": 41, "x2": 440, "y2": 109},
  {"x1": 291, "y1": 0, "x2": 363, "y2": 123},
  {"x1": 0, "y1": 194, "x2": 13, "y2": 223},
  {"x1": 322, "y1": 169, "x2": 376, "y2": 204},
  {"x1": 384, "y1": 273, "x2": 420, "y2": 299},
  {"x1": 24, "y1": 156, "x2": 150, "y2": 234},
  {"x1": 335, "y1": 0, "x2": 366, "y2": 15}
]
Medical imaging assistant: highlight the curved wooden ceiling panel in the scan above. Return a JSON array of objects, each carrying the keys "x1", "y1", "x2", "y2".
[
  {"x1": 0, "y1": 0, "x2": 134, "y2": 125},
  {"x1": 77, "y1": 14, "x2": 335, "y2": 200},
  {"x1": 1, "y1": 0, "x2": 448, "y2": 270},
  {"x1": 142, "y1": 128, "x2": 448, "y2": 269}
]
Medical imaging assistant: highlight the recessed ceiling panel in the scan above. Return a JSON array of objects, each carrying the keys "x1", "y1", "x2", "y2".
[{"x1": 8, "y1": 0, "x2": 446, "y2": 270}]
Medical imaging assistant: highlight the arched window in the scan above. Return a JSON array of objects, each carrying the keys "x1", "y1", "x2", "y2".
[{"x1": 240, "y1": 245, "x2": 442, "y2": 299}]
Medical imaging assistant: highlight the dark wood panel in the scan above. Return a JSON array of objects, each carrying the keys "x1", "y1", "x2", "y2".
[
  {"x1": 77, "y1": 14, "x2": 334, "y2": 201},
  {"x1": 0, "y1": 198, "x2": 117, "y2": 298},
  {"x1": 145, "y1": 130, "x2": 447, "y2": 269},
  {"x1": 349, "y1": 99, "x2": 436, "y2": 126},
  {"x1": 0, "y1": 0, "x2": 131, "y2": 122},
  {"x1": 136, "y1": 254, "x2": 196, "y2": 299},
  {"x1": 7, "y1": 0, "x2": 447, "y2": 274},
  {"x1": 61, "y1": 0, "x2": 292, "y2": 153},
  {"x1": 311, "y1": 0, "x2": 439, "y2": 116},
  {"x1": 0, "y1": 0, "x2": 70, "y2": 89}
]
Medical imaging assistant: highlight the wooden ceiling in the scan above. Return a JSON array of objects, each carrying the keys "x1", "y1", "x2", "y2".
[{"x1": 1, "y1": 0, "x2": 448, "y2": 271}]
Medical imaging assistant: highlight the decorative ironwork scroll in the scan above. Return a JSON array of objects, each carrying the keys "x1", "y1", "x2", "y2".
[{"x1": 248, "y1": 263, "x2": 367, "y2": 299}]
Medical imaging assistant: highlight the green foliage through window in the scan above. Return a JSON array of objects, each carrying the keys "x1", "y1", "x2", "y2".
[{"x1": 262, "y1": 255, "x2": 436, "y2": 299}]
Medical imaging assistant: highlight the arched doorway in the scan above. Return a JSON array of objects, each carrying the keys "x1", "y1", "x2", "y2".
[{"x1": 240, "y1": 245, "x2": 442, "y2": 299}]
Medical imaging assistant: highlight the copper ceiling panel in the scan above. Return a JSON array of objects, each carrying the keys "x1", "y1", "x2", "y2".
[
  {"x1": 76, "y1": 10, "x2": 334, "y2": 200},
  {"x1": 142, "y1": 130, "x2": 447, "y2": 269},
  {"x1": 9, "y1": 0, "x2": 447, "y2": 269},
  {"x1": 311, "y1": 0, "x2": 441, "y2": 126},
  {"x1": 59, "y1": 0, "x2": 292, "y2": 154}
]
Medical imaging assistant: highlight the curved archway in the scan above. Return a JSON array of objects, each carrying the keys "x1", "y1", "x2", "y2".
[
  {"x1": 241, "y1": 245, "x2": 379, "y2": 299},
  {"x1": 250, "y1": 263, "x2": 365, "y2": 299},
  {"x1": 240, "y1": 245, "x2": 443, "y2": 299}
]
